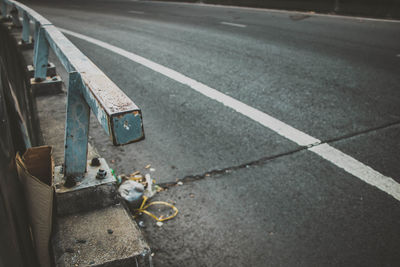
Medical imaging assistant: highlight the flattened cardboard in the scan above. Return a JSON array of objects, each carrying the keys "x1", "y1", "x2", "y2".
[{"x1": 16, "y1": 146, "x2": 54, "y2": 267}]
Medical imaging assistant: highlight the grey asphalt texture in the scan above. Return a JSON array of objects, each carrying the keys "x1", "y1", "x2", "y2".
[{"x1": 27, "y1": 1, "x2": 400, "y2": 266}]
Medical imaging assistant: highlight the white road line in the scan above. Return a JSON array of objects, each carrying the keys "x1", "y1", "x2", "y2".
[
  {"x1": 59, "y1": 27, "x2": 400, "y2": 202},
  {"x1": 309, "y1": 144, "x2": 400, "y2": 201},
  {"x1": 220, "y1": 21, "x2": 247, "y2": 28},
  {"x1": 128, "y1": 10, "x2": 145, "y2": 14}
]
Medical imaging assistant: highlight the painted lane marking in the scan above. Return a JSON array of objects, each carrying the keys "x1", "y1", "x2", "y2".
[
  {"x1": 309, "y1": 144, "x2": 400, "y2": 201},
  {"x1": 58, "y1": 27, "x2": 400, "y2": 202},
  {"x1": 58, "y1": 27, "x2": 317, "y2": 147},
  {"x1": 128, "y1": 10, "x2": 145, "y2": 15},
  {"x1": 220, "y1": 21, "x2": 247, "y2": 28}
]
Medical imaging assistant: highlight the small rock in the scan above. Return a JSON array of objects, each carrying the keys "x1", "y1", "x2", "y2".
[
  {"x1": 107, "y1": 229, "x2": 113, "y2": 234},
  {"x1": 145, "y1": 164, "x2": 151, "y2": 169},
  {"x1": 177, "y1": 181, "x2": 183, "y2": 186},
  {"x1": 156, "y1": 221, "x2": 163, "y2": 227},
  {"x1": 138, "y1": 221, "x2": 146, "y2": 228},
  {"x1": 151, "y1": 253, "x2": 155, "y2": 257},
  {"x1": 150, "y1": 168, "x2": 156, "y2": 172}
]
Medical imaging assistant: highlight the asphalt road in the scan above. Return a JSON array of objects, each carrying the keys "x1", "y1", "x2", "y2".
[{"x1": 27, "y1": 1, "x2": 400, "y2": 266}]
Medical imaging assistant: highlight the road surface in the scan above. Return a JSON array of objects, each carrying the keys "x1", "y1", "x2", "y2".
[{"x1": 27, "y1": 0, "x2": 400, "y2": 266}]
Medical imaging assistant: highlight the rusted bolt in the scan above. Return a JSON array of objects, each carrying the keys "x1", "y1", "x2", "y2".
[
  {"x1": 64, "y1": 175, "x2": 76, "y2": 188},
  {"x1": 90, "y1": 157, "x2": 101, "y2": 167},
  {"x1": 96, "y1": 169, "x2": 107, "y2": 180}
]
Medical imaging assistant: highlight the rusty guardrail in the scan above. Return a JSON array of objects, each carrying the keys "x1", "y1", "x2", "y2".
[{"x1": 1, "y1": 0, "x2": 144, "y2": 178}]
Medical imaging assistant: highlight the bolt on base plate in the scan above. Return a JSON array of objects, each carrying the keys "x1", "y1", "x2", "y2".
[{"x1": 54, "y1": 158, "x2": 118, "y2": 216}]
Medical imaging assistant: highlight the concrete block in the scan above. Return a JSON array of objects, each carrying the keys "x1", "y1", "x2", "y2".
[
  {"x1": 52, "y1": 204, "x2": 151, "y2": 267},
  {"x1": 30, "y1": 76, "x2": 63, "y2": 96},
  {"x1": 27, "y1": 63, "x2": 57, "y2": 79},
  {"x1": 55, "y1": 158, "x2": 119, "y2": 216}
]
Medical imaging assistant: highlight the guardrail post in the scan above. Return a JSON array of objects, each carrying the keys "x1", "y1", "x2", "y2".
[
  {"x1": 33, "y1": 26, "x2": 48, "y2": 80},
  {"x1": 64, "y1": 72, "x2": 90, "y2": 179},
  {"x1": 33, "y1": 21, "x2": 40, "y2": 65},
  {"x1": 10, "y1": 6, "x2": 21, "y2": 27},
  {"x1": 1, "y1": 1, "x2": 6, "y2": 18},
  {"x1": 22, "y1": 11, "x2": 30, "y2": 43}
]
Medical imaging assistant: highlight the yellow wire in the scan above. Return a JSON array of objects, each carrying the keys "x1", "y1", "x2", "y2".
[{"x1": 136, "y1": 196, "x2": 179, "y2": 222}]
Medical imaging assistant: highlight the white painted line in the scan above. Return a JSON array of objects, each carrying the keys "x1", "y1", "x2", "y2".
[
  {"x1": 59, "y1": 27, "x2": 400, "y2": 202},
  {"x1": 220, "y1": 21, "x2": 247, "y2": 28},
  {"x1": 309, "y1": 144, "x2": 400, "y2": 201},
  {"x1": 144, "y1": 0, "x2": 400, "y2": 23},
  {"x1": 128, "y1": 10, "x2": 145, "y2": 15},
  {"x1": 59, "y1": 27, "x2": 317, "y2": 147}
]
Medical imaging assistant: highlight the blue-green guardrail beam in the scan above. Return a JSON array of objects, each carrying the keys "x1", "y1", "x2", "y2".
[{"x1": 1, "y1": 0, "x2": 144, "y2": 178}]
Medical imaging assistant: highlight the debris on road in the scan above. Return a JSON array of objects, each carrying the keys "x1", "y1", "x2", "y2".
[
  {"x1": 156, "y1": 222, "x2": 163, "y2": 227},
  {"x1": 145, "y1": 174, "x2": 156, "y2": 198},
  {"x1": 114, "y1": 168, "x2": 179, "y2": 224},
  {"x1": 118, "y1": 180, "x2": 145, "y2": 210},
  {"x1": 136, "y1": 196, "x2": 179, "y2": 222},
  {"x1": 177, "y1": 181, "x2": 183, "y2": 186},
  {"x1": 145, "y1": 164, "x2": 151, "y2": 169}
]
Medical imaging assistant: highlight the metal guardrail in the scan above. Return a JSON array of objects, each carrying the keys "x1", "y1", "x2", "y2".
[{"x1": 1, "y1": 0, "x2": 144, "y2": 178}]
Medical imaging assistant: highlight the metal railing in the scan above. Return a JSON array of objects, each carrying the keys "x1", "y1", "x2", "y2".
[{"x1": 1, "y1": 0, "x2": 144, "y2": 178}]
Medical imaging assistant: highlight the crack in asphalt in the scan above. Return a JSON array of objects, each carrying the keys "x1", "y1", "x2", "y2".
[
  {"x1": 318, "y1": 120, "x2": 400, "y2": 145},
  {"x1": 159, "y1": 146, "x2": 306, "y2": 188},
  {"x1": 159, "y1": 120, "x2": 400, "y2": 188}
]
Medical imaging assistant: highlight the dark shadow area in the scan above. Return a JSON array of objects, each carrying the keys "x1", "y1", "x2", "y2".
[{"x1": 0, "y1": 22, "x2": 39, "y2": 267}]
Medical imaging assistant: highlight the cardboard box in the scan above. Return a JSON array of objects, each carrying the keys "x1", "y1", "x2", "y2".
[{"x1": 16, "y1": 146, "x2": 54, "y2": 267}]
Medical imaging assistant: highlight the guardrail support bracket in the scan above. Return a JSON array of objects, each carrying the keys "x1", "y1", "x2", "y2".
[
  {"x1": 33, "y1": 26, "x2": 49, "y2": 79},
  {"x1": 64, "y1": 72, "x2": 90, "y2": 178}
]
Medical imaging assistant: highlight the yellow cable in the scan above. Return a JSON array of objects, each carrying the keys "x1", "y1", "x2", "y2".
[{"x1": 136, "y1": 196, "x2": 179, "y2": 222}]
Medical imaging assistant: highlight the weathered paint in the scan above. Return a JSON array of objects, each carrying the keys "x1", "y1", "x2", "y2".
[
  {"x1": 64, "y1": 72, "x2": 90, "y2": 177},
  {"x1": 79, "y1": 80, "x2": 110, "y2": 136},
  {"x1": 44, "y1": 25, "x2": 144, "y2": 144},
  {"x1": 33, "y1": 21, "x2": 39, "y2": 66},
  {"x1": 3, "y1": 0, "x2": 145, "y2": 176},
  {"x1": 21, "y1": 11, "x2": 29, "y2": 43},
  {"x1": 111, "y1": 111, "x2": 144, "y2": 145},
  {"x1": 33, "y1": 26, "x2": 48, "y2": 79}
]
